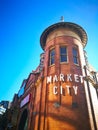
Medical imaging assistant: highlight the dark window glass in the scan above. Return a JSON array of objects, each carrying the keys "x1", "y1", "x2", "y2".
[
  {"x1": 49, "y1": 49, "x2": 55, "y2": 65},
  {"x1": 73, "y1": 48, "x2": 78, "y2": 64},
  {"x1": 60, "y1": 47, "x2": 67, "y2": 62}
]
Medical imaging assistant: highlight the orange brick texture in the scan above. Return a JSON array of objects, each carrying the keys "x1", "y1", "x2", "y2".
[
  {"x1": 38, "y1": 24, "x2": 91, "y2": 130},
  {"x1": 16, "y1": 23, "x2": 91, "y2": 130}
]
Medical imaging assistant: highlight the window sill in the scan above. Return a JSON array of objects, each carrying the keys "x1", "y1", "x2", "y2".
[
  {"x1": 49, "y1": 64, "x2": 55, "y2": 67},
  {"x1": 60, "y1": 62, "x2": 69, "y2": 64},
  {"x1": 74, "y1": 63, "x2": 80, "y2": 66}
]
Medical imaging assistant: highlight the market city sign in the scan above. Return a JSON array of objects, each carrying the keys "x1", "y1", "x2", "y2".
[{"x1": 46, "y1": 73, "x2": 84, "y2": 95}]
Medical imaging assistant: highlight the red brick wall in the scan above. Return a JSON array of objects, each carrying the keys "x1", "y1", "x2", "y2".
[
  {"x1": 39, "y1": 35, "x2": 91, "y2": 130},
  {"x1": 15, "y1": 29, "x2": 91, "y2": 130}
]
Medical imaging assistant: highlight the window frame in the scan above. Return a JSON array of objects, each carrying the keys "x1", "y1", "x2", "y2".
[
  {"x1": 72, "y1": 47, "x2": 79, "y2": 65},
  {"x1": 49, "y1": 48, "x2": 55, "y2": 66},
  {"x1": 60, "y1": 46, "x2": 68, "y2": 63}
]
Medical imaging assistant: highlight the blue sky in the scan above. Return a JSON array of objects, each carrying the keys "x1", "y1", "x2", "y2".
[{"x1": 0, "y1": 0, "x2": 98, "y2": 101}]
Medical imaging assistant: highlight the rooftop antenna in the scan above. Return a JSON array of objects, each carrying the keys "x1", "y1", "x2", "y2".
[{"x1": 60, "y1": 16, "x2": 64, "y2": 22}]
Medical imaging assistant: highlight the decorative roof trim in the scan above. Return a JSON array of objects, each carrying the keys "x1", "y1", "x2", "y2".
[{"x1": 40, "y1": 22, "x2": 87, "y2": 50}]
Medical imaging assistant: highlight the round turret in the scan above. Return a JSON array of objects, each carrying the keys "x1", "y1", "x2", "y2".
[{"x1": 40, "y1": 22, "x2": 87, "y2": 50}]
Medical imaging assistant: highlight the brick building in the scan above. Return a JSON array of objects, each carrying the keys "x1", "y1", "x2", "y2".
[{"x1": 10, "y1": 21, "x2": 98, "y2": 130}]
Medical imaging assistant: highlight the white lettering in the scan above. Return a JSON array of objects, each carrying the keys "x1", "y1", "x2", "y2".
[
  {"x1": 67, "y1": 74, "x2": 72, "y2": 82},
  {"x1": 66, "y1": 85, "x2": 70, "y2": 94},
  {"x1": 53, "y1": 86, "x2": 58, "y2": 94},
  {"x1": 60, "y1": 86, "x2": 63, "y2": 94},
  {"x1": 60, "y1": 73, "x2": 64, "y2": 81},
  {"x1": 46, "y1": 74, "x2": 84, "y2": 84},
  {"x1": 52, "y1": 85, "x2": 78, "y2": 95},
  {"x1": 47, "y1": 76, "x2": 52, "y2": 83},
  {"x1": 73, "y1": 86, "x2": 78, "y2": 95},
  {"x1": 53, "y1": 75, "x2": 58, "y2": 82},
  {"x1": 79, "y1": 75, "x2": 84, "y2": 83},
  {"x1": 74, "y1": 74, "x2": 79, "y2": 82}
]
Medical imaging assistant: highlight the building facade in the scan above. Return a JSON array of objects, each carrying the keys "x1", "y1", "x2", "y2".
[
  {"x1": 0, "y1": 101, "x2": 11, "y2": 115},
  {"x1": 10, "y1": 21, "x2": 98, "y2": 130}
]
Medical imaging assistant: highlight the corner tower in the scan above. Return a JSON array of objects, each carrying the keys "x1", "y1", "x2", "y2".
[{"x1": 39, "y1": 22, "x2": 91, "y2": 130}]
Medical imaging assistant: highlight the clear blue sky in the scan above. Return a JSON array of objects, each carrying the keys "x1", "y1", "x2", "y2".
[{"x1": 0, "y1": 0, "x2": 98, "y2": 101}]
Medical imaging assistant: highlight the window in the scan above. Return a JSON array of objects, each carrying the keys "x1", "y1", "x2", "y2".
[
  {"x1": 49, "y1": 48, "x2": 55, "y2": 65},
  {"x1": 60, "y1": 46, "x2": 67, "y2": 62},
  {"x1": 18, "y1": 81, "x2": 26, "y2": 97},
  {"x1": 73, "y1": 48, "x2": 79, "y2": 64}
]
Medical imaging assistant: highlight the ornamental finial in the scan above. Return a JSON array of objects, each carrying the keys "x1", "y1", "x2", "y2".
[{"x1": 60, "y1": 16, "x2": 64, "y2": 22}]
